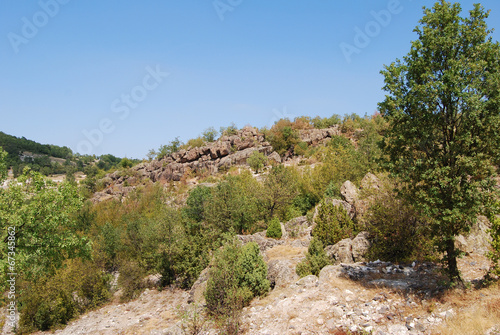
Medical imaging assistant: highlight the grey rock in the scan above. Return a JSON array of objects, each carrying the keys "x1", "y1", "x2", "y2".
[{"x1": 340, "y1": 180, "x2": 359, "y2": 205}]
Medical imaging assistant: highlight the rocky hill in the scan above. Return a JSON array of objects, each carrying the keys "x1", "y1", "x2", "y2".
[{"x1": 91, "y1": 126, "x2": 341, "y2": 202}]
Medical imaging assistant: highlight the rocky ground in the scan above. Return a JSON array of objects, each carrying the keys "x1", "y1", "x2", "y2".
[{"x1": 18, "y1": 229, "x2": 497, "y2": 335}]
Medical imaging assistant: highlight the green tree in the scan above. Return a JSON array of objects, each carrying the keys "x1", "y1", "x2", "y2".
[
  {"x1": 157, "y1": 137, "x2": 183, "y2": 159},
  {"x1": 0, "y1": 168, "x2": 91, "y2": 283},
  {"x1": 0, "y1": 147, "x2": 7, "y2": 183},
  {"x1": 379, "y1": 2, "x2": 500, "y2": 282},
  {"x1": 247, "y1": 150, "x2": 268, "y2": 173},
  {"x1": 202, "y1": 127, "x2": 219, "y2": 142},
  {"x1": 262, "y1": 165, "x2": 299, "y2": 220}
]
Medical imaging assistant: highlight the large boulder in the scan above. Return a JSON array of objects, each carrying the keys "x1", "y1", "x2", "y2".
[
  {"x1": 340, "y1": 180, "x2": 359, "y2": 205},
  {"x1": 187, "y1": 267, "x2": 209, "y2": 304},
  {"x1": 326, "y1": 238, "x2": 354, "y2": 264},
  {"x1": 325, "y1": 231, "x2": 371, "y2": 264},
  {"x1": 284, "y1": 216, "x2": 312, "y2": 239},
  {"x1": 267, "y1": 259, "x2": 299, "y2": 288},
  {"x1": 455, "y1": 215, "x2": 492, "y2": 254},
  {"x1": 237, "y1": 231, "x2": 284, "y2": 253}
]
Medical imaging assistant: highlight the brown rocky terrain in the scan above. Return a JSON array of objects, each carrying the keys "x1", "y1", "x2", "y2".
[{"x1": 91, "y1": 126, "x2": 341, "y2": 203}]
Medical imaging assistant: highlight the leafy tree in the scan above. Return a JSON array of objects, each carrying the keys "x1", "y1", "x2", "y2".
[
  {"x1": 488, "y1": 212, "x2": 500, "y2": 277},
  {"x1": 379, "y1": 2, "x2": 500, "y2": 282},
  {"x1": 204, "y1": 171, "x2": 262, "y2": 234},
  {"x1": 0, "y1": 168, "x2": 91, "y2": 284},
  {"x1": 157, "y1": 137, "x2": 183, "y2": 159},
  {"x1": 247, "y1": 150, "x2": 267, "y2": 173},
  {"x1": 262, "y1": 165, "x2": 299, "y2": 221},
  {"x1": 184, "y1": 185, "x2": 212, "y2": 222},
  {"x1": 267, "y1": 119, "x2": 299, "y2": 156},
  {"x1": 202, "y1": 127, "x2": 219, "y2": 142}
]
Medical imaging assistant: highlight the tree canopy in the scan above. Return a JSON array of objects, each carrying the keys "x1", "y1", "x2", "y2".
[{"x1": 379, "y1": 1, "x2": 500, "y2": 282}]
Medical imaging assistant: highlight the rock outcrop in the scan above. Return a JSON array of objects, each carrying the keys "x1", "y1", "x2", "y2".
[
  {"x1": 325, "y1": 231, "x2": 371, "y2": 264},
  {"x1": 92, "y1": 126, "x2": 341, "y2": 203}
]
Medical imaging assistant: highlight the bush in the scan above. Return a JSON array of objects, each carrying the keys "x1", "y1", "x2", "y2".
[
  {"x1": 362, "y1": 175, "x2": 434, "y2": 263},
  {"x1": 247, "y1": 150, "x2": 267, "y2": 173},
  {"x1": 185, "y1": 185, "x2": 212, "y2": 222},
  {"x1": 205, "y1": 240, "x2": 269, "y2": 318},
  {"x1": 312, "y1": 200, "x2": 356, "y2": 247},
  {"x1": 266, "y1": 217, "x2": 282, "y2": 239},
  {"x1": 18, "y1": 260, "x2": 111, "y2": 333},
  {"x1": 118, "y1": 260, "x2": 145, "y2": 302},
  {"x1": 296, "y1": 238, "x2": 330, "y2": 277}
]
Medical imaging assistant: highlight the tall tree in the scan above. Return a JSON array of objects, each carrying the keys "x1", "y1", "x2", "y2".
[
  {"x1": 379, "y1": 1, "x2": 500, "y2": 282},
  {"x1": 0, "y1": 168, "x2": 91, "y2": 283}
]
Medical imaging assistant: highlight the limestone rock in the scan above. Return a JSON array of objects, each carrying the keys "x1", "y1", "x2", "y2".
[
  {"x1": 325, "y1": 232, "x2": 371, "y2": 264},
  {"x1": 318, "y1": 265, "x2": 343, "y2": 284},
  {"x1": 295, "y1": 275, "x2": 318, "y2": 287},
  {"x1": 267, "y1": 259, "x2": 298, "y2": 288},
  {"x1": 268, "y1": 151, "x2": 281, "y2": 164},
  {"x1": 340, "y1": 180, "x2": 359, "y2": 205},
  {"x1": 187, "y1": 267, "x2": 209, "y2": 304}
]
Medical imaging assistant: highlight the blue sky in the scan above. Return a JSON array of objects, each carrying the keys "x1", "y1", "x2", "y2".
[{"x1": 1, "y1": 1, "x2": 500, "y2": 159}]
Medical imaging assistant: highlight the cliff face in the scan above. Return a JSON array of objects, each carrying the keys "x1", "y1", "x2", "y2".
[{"x1": 91, "y1": 126, "x2": 340, "y2": 202}]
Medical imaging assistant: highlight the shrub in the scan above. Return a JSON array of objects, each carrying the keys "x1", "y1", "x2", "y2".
[
  {"x1": 296, "y1": 238, "x2": 330, "y2": 277},
  {"x1": 266, "y1": 217, "x2": 282, "y2": 239},
  {"x1": 18, "y1": 260, "x2": 111, "y2": 333},
  {"x1": 247, "y1": 150, "x2": 267, "y2": 173},
  {"x1": 362, "y1": 175, "x2": 434, "y2": 263},
  {"x1": 312, "y1": 200, "x2": 356, "y2": 247},
  {"x1": 205, "y1": 240, "x2": 269, "y2": 318},
  {"x1": 267, "y1": 119, "x2": 299, "y2": 156},
  {"x1": 118, "y1": 260, "x2": 145, "y2": 302}
]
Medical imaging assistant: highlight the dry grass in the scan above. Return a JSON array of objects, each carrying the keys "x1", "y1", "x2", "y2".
[
  {"x1": 265, "y1": 245, "x2": 307, "y2": 262},
  {"x1": 433, "y1": 283, "x2": 500, "y2": 335}
]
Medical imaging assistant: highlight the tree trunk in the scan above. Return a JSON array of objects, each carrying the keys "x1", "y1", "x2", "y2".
[{"x1": 446, "y1": 237, "x2": 463, "y2": 285}]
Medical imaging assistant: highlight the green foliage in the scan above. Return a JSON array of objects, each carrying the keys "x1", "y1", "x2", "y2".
[
  {"x1": 220, "y1": 122, "x2": 238, "y2": 136},
  {"x1": 296, "y1": 238, "x2": 330, "y2": 277},
  {"x1": 0, "y1": 147, "x2": 7, "y2": 182},
  {"x1": 157, "y1": 137, "x2": 183, "y2": 159},
  {"x1": 487, "y1": 211, "x2": 500, "y2": 277},
  {"x1": 266, "y1": 217, "x2": 282, "y2": 239},
  {"x1": 362, "y1": 175, "x2": 434, "y2": 263},
  {"x1": 237, "y1": 242, "x2": 270, "y2": 298},
  {"x1": 262, "y1": 165, "x2": 299, "y2": 221},
  {"x1": 185, "y1": 185, "x2": 212, "y2": 222},
  {"x1": 267, "y1": 119, "x2": 299, "y2": 156},
  {"x1": 118, "y1": 260, "x2": 145, "y2": 302},
  {"x1": 204, "y1": 240, "x2": 269, "y2": 318},
  {"x1": 204, "y1": 171, "x2": 262, "y2": 234},
  {"x1": 18, "y1": 259, "x2": 111, "y2": 333},
  {"x1": 247, "y1": 150, "x2": 268, "y2": 173},
  {"x1": 183, "y1": 137, "x2": 205, "y2": 149},
  {"x1": 379, "y1": 2, "x2": 500, "y2": 281},
  {"x1": 312, "y1": 200, "x2": 356, "y2": 247},
  {"x1": 119, "y1": 157, "x2": 134, "y2": 168},
  {"x1": 0, "y1": 168, "x2": 91, "y2": 284},
  {"x1": 310, "y1": 114, "x2": 341, "y2": 129},
  {"x1": 202, "y1": 127, "x2": 219, "y2": 142}
]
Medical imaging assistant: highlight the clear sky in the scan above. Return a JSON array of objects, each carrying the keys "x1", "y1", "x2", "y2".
[{"x1": 1, "y1": 1, "x2": 500, "y2": 159}]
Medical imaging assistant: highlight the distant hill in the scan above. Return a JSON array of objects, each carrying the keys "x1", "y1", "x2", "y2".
[{"x1": 0, "y1": 131, "x2": 138, "y2": 177}]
